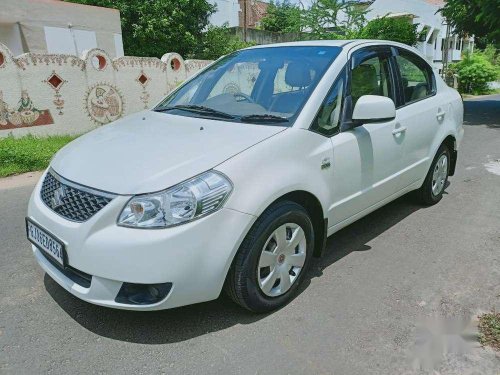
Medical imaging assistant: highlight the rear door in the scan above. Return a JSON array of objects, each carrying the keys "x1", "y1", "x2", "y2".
[{"x1": 391, "y1": 47, "x2": 442, "y2": 182}]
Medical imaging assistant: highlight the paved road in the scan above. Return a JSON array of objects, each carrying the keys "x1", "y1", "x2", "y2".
[{"x1": 1, "y1": 96, "x2": 499, "y2": 374}]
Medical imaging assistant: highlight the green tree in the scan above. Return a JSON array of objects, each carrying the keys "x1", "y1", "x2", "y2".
[
  {"x1": 64, "y1": 0, "x2": 216, "y2": 58},
  {"x1": 260, "y1": 0, "x2": 303, "y2": 33},
  {"x1": 360, "y1": 16, "x2": 419, "y2": 46},
  {"x1": 197, "y1": 24, "x2": 255, "y2": 60},
  {"x1": 440, "y1": 0, "x2": 500, "y2": 47},
  {"x1": 304, "y1": 0, "x2": 368, "y2": 40},
  {"x1": 449, "y1": 50, "x2": 499, "y2": 94}
]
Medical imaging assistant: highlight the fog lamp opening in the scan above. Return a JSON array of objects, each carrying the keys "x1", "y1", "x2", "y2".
[{"x1": 115, "y1": 282, "x2": 172, "y2": 305}]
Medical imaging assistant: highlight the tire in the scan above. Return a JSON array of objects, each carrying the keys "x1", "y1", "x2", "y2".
[
  {"x1": 416, "y1": 144, "x2": 451, "y2": 205},
  {"x1": 225, "y1": 200, "x2": 315, "y2": 313}
]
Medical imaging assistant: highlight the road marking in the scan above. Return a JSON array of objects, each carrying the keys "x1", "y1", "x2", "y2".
[{"x1": 484, "y1": 160, "x2": 500, "y2": 176}]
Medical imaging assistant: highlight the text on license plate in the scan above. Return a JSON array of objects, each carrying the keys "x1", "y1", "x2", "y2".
[{"x1": 27, "y1": 221, "x2": 64, "y2": 266}]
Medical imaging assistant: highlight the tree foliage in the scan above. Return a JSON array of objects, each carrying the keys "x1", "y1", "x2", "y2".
[
  {"x1": 304, "y1": 0, "x2": 368, "y2": 39},
  {"x1": 260, "y1": 0, "x2": 303, "y2": 33},
  {"x1": 196, "y1": 24, "x2": 255, "y2": 60},
  {"x1": 64, "y1": 0, "x2": 216, "y2": 58},
  {"x1": 449, "y1": 48, "x2": 499, "y2": 94},
  {"x1": 360, "y1": 16, "x2": 419, "y2": 46},
  {"x1": 440, "y1": 0, "x2": 500, "y2": 46}
]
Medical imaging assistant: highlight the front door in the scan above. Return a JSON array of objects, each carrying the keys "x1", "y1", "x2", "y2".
[{"x1": 328, "y1": 46, "x2": 408, "y2": 227}]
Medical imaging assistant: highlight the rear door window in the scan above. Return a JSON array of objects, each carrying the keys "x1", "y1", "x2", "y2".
[{"x1": 395, "y1": 49, "x2": 435, "y2": 104}]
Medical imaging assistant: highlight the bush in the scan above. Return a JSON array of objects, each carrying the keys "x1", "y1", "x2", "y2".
[
  {"x1": 360, "y1": 16, "x2": 419, "y2": 46},
  {"x1": 482, "y1": 44, "x2": 500, "y2": 66},
  {"x1": 196, "y1": 24, "x2": 255, "y2": 60},
  {"x1": 0, "y1": 134, "x2": 78, "y2": 177},
  {"x1": 449, "y1": 50, "x2": 499, "y2": 94}
]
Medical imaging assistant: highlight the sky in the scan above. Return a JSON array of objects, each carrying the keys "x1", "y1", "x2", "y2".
[{"x1": 290, "y1": 0, "x2": 313, "y2": 6}]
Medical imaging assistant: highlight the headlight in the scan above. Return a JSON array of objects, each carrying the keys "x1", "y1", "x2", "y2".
[{"x1": 118, "y1": 171, "x2": 232, "y2": 228}]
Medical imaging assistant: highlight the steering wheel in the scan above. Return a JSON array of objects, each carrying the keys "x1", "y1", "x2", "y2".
[{"x1": 233, "y1": 92, "x2": 255, "y2": 103}]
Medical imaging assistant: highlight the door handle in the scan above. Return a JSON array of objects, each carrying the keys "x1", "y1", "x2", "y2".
[
  {"x1": 436, "y1": 110, "x2": 446, "y2": 121},
  {"x1": 392, "y1": 126, "x2": 407, "y2": 135}
]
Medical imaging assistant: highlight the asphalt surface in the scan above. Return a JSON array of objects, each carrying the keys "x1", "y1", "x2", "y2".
[{"x1": 1, "y1": 96, "x2": 499, "y2": 374}]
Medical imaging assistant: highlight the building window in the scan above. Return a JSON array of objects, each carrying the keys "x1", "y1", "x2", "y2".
[
  {"x1": 44, "y1": 26, "x2": 97, "y2": 56},
  {"x1": 419, "y1": 26, "x2": 430, "y2": 42},
  {"x1": 44, "y1": 26, "x2": 75, "y2": 55},
  {"x1": 73, "y1": 29, "x2": 98, "y2": 56}
]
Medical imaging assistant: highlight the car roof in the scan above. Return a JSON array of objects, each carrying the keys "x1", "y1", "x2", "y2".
[
  {"x1": 243, "y1": 39, "x2": 423, "y2": 59},
  {"x1": 245, "y1": 40, "x2": 357, "y2": 49},
  {"x1": 245, "y1": 39, "x2": 415, "y2": 50}
]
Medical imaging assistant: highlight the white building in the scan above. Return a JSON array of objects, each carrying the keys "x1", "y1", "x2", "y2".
[
  {"x1": 366, "y1": 0, "x2": 474, "y2": 72},
  {"x1": 0, "y1": 0, "x2": 124, "y2": 58}
]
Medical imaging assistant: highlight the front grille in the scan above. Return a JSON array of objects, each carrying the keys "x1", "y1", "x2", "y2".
[{"x1": 40, "y1": 170, "x2": 116, "y2": 222}]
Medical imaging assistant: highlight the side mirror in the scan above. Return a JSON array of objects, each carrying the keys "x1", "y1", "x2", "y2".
[{"x1": 352, "y1": 95, "x2": 396, "y2": 126}]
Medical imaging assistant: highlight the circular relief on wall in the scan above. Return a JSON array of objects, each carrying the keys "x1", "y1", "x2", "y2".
[
  {"x1": 0, "y1": 52, "x2": 5, "y2": 68},
  {"x1": 91, "y1": 54, "x2": 107, "y2": 71},
  {"x1": 170, "y1": 58, "x2": 181, "y2": 71},
  {"x1": 84, "y1": 83, "x2": 124, "y2": 124}
]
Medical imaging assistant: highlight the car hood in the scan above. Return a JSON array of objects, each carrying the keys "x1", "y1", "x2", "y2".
[{"x1": 51, "y1": 111, "x2": 286, "y2": 194}]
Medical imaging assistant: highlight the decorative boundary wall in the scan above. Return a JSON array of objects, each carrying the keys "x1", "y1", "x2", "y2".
[{"x1": 0, "y1": 43, "x2": 212, "y2": 138}]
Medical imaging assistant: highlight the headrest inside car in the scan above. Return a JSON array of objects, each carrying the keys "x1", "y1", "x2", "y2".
[{"x1": 285, "y1": 62, "x2": 313, "y2": 88}]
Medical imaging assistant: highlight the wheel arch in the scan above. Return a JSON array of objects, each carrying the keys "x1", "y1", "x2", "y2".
[
  {"x1": 269, "y1": 190, "x2": 328, "y2": 258},
  {"x1": 442, "y1": 135, "x2": 457, "y2": 176},
  {"x1": 221, "y1": 189, "x2": 328, "y2": 302}
]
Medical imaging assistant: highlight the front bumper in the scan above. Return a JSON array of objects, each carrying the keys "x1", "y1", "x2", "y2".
[{"x1": 28, "y1": 171, "x2": 255, "y2": 311}]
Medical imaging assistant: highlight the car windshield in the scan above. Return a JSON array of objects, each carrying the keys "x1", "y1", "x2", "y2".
[{"x1": 155, "y1": 46, "x2": 342, "y2": 125}]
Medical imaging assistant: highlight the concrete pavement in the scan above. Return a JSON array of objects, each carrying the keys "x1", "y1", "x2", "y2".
[{"x1": 0, "y1": 96, "x2": 499, "y2": 374}]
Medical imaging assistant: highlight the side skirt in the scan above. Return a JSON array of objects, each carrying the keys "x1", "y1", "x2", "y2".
[{"x1": 326, "y1": 180, "x2": 422, "y2": 238}]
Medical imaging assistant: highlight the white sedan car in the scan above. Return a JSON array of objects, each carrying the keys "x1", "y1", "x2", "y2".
[{"x1": 27, "y1": 40, "x2": 464, "y2": 312}]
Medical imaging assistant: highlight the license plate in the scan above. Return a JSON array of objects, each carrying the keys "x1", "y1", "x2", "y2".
[{"x1": 26, "y1": 219, "x2": 65, "y2": 267}]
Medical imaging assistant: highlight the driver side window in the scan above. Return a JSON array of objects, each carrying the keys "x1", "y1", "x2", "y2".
[{"x1": 350, "y1": 53, "x2": 394, "y2": 107}]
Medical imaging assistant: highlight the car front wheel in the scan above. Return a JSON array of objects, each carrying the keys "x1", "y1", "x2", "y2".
[{"x1": 225, "y1": 201, "x2": 314, "y2": 313}]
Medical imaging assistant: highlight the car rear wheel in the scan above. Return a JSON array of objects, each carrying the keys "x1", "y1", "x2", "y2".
[
  {"x1": 225, "y1": 201, "x2": 314, "y2": 313},
  {"x1": 416, "y1": 144, "x2": 451, "y2": 205}
]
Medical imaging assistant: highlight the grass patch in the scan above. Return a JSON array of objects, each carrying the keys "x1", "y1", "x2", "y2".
[
  {"x1": 478, "y1": 311, "x2": 500, "y2": 351},
  {"x1": 0, "y1": 134, "x2": 79, "y2": 178}
]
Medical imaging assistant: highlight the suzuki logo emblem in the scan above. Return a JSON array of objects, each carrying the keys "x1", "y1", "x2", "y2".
[{"x1": 51, "y1": 186, "x2": 66, "y2": 209}]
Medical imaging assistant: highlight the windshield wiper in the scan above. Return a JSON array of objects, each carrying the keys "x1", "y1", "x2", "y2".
[
  {"x1": 155, "y1": 105, "x2": 235, "y2": 119},
  {"x1": 240, "y1": 114, "x2": 289, "y2": 124}
]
